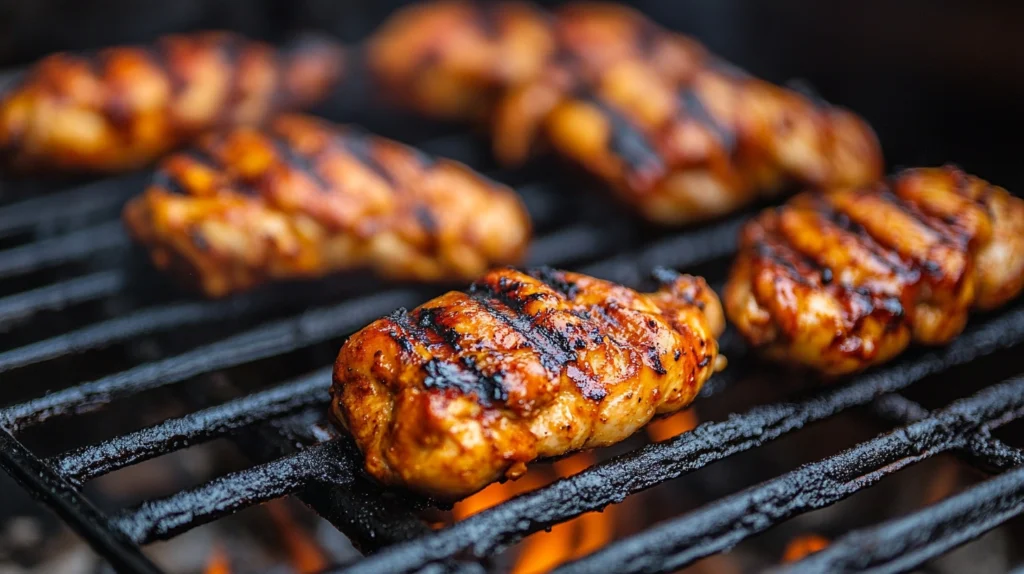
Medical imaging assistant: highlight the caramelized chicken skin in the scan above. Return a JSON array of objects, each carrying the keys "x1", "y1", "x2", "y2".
[
  {"x1": 367, "y1": 0, "x2": 555, "y2": 121},
  {"x1": 123, "y1": 114, "x2": 530, "y2": 298},
  {"x1": 725, "y1": 166, "x2": 1024, "y2": 375},
  {"x1": 493, "y1": 7, "x2": 881, "y2": 224},
  {"x1": 331, "y1": 266, "x2": 724, "y2": 499},
  {"x1": 0, "y1": 32, "x2": 345, "y2": 172}
]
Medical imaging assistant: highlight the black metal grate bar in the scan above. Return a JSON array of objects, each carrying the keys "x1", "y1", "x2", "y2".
[
  {"x1": 0, "y1": 288, "x2": 425, "y2": 430},
  {"x1": 0, "y1": 426, "x2": 161, "y2": 574},
  {"x1": 0, "y1": 174, "x2": 144, "y2": 238},
  {"x1": 338, "y1": 304, "x2": 1024, "y2": 574},
  {"x1": 0, "y1": 291, "x2": 277, "y2": 373},
  {"x1": 580, "y1": 213, "x2": 747, "y2": 283},
  {"x1": 113, "y1": 438, "x2": 352, "y2": 544},
  {"x1": 0, "y1": 221, "x2": 128, "y2": 278},
  {"x1": 552, "y1": 375, "x2": 1024, "y2": 574},
  {"x1": 0, "y1": 269, "x2": 125, "y2": 328},
  {"x1": 782, "y1": 456, "x2": 1024, "y2": 574},
  {"x1": 52, "y1": 367, "x2": 332, "y2": 484},
  {"x1": 868, "y1": 393, "x2": 1024, "y2": 473}
]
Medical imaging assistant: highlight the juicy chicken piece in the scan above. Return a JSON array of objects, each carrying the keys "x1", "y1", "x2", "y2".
[
  {"x1": 331, "y1": 266, "x2": 725, "y2": 499},
  {"x1": 725, "y1": 166, "x2": 1024, "y2": 375},
  {"x1": 367, "y1": 0, "x2": 556, "y2": 121},
  {"x1": 123, "y1": 114, "x2": 530, "y2": 298},
  {"x1": 493, "y1": 13, "x2": 881, "y2": 224},
  {"x1": 0, "y1": 32, "x2": 345, "y2": 172}
]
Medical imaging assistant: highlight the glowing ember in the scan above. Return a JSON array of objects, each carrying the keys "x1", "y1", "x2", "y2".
[
  {"x1": 203, "y1": 544, "x2": 231, "y2": 574},
  {"x1": 265, "y1": 500, "x2": 328, "y2": 574},
  {"x1": 645, "y1": 409, "x2": 699, "y2": 442},
  {"x1": 782, "y1": 533, "x2": 830, "y2": 563}
]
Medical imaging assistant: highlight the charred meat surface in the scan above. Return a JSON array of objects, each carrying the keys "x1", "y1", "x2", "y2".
[
  {"x1": 0, "y1": 32, "x2": 345, "y2": 172},
  {"x1": 492, "y1": 3, "x2": 882, "y2": 225},
  {"x1": 331, "y1": 266, "x2": 725, "y2": 499},
  {"x1": 123, "y1": 114, "x2": 530, "y2": 298},
  {"x1": 367, "y1": 0, "x2": 556, "y2": 121},
  {"x1": 725, "y1": 166, "x2": 1024, "y2": 375}
]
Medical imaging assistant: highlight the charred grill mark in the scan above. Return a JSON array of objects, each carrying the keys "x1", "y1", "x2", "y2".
[
  {"x1": 468, "y1": 279, "x2": 576, "y2": 373},
  {"x1": 336, "y1": 129, "x2": 395, "y2": 185},
  {"x1": 151, "y1": 169, "x2": 188, "y2": 196},
  {"x1": 813, "y1": 197, "x2": 918, "y2": 282},
  {"x1": 415, "y1": 205, "x2": 439, "y2": 250},
  {"x1": 585, "y1": 95, "x2": 664, "y2": 179},
  {"x1": 272, "y1": 137, "x2": 330, "y2": 190},
  {"x1": 526, "y1": 266, "x2": 580, "y2": 300},
  {"x1": 754, "y1": 238, "x2": 817, "y2": 287},
  {"x1": 414, "y1": 307, "x2": 509, "y2": 405},
  {"x1": 678, "y1": 88, "x2": 737, "y2": 154}
]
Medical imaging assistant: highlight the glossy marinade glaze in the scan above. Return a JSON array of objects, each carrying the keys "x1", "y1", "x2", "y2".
[
  {"x1": 123, "y1": 114, "x2": 530, "y2": 297},
  {"x1": 0, "y1": 32, "x2": 345, "y2": 172},
  {"x1": 725, "y1": 166, "x2": 1024, "y2": 375},
  {"x1": 331, "y1": 266, "x2": 724, "y2": 500}
]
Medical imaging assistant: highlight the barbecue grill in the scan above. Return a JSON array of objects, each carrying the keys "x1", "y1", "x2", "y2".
[{"x1": 2, "y1": 1, "x2": 1024, "y2": 573}]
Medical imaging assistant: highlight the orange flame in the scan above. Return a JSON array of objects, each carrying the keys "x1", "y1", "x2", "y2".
[
  {"x1": 450, "y1": 452, "x2": 616, "y2": 573},
  {"x1": 204, "y1": 544, "x2": 231, "y2": 574},
  {"x1": 265, "y1": 500, "x2": 328, "y2": 574},
  {"x1": 646, "y1": 409, "x2": 699, "y2": 442},
  {"x1": 782, "y1": 533, "x2": 830, "y2": 563}
]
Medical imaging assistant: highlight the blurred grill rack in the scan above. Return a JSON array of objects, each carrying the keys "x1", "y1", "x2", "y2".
[{"x1": 1, "y1": 49, "x2": 1024, "y2": 574}]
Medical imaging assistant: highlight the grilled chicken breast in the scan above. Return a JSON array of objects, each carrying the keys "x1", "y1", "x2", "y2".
[
  {"x1": 0, "y1": 32, "x2": 344, "y2": 172},
  {"x1": 367, "y1": 0, "x2": 555, "y2": 121},
  {"x1": 331, "y1": 266, "x2": 725, "y2": 499},
  {"x1": 725, "y1": 166, "x2": 1024, "y2": 375},
  {"x1": 492, "y1": 7, "x2": 881, "y2": 225},
  {"x1": 123, "y1": 114, "x2": 530, "y2": 298}
]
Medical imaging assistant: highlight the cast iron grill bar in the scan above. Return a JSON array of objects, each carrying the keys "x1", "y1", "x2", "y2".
[
  {"x1": 113, "y1": 438, "x2": 353, "y2": 544},
  {"x1": 339, "y1": 303, "x2": 1024, "y2": 574},
  {"x1": 551, "y1": 375, "x2": 1024, "y2": 574},
  {"x1": 0, "y1": 288, "x2": 425, "y2": 430},
  {"x1": 0, "y1": 173, "x2": 144, "y2": 239},
  {"x1": 0, "y1": 426, "x2": 161, "y2": 574},
  {"x1": 0, "y1": 211, "x2": 748, "y2": 431},
  {"x1": 0, "y1": 290, "x2": 278, "y2": 373},
  {"x1": 0, "y1": 220, "x2": 128, "y2": 278},
  {"x1": 0, "y1": 269, "x2": 125, "y2": 328},
  {"x1": 867, "y1": 393, "x2": 1024, "y2": 473},
  {"x1": 782, "y1": 458, "x2": 1024, "y2": 574},
  {"x1": 51, "y1": 367, "x2": 332, "y2": 484}
]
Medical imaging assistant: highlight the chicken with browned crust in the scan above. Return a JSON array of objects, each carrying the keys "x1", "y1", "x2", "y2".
[
  {"x1": 331, "y1": 266, "x2": 725, "y2": 499},
  {"x1": 366, "y1": 0, "x2": 555, "y2": 121},
  {"x1": 725, "y1": 166, "x2": 1024, "y2": 375},
  {"x1": 492, "y1": 4, "x2": 881, "y2": 225},
  {"x1": 123, "y1": 114, "x2": 530, "y2": 298},
  {"x1": 0, "y1": 32, "x2": 344, "y2": 172}
]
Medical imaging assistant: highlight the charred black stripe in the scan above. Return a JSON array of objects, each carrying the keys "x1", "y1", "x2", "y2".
[
  {"x1": 646, "y1": 347, "x2": 667, "y2": 375},
  {"x1": 272, "y1": 137, "x2": 331, "y2": 190},
  {"x1": 753, "y1": 238, "x2": 817, "y2": 287},
  {"x1": 151, "y1": 170, "x2": 188, "y2": 196},
  {"x1": 678, "y1": 88, "x2": 737, "y2": 154},
  {"x1": 585, "y1": 96, "x2": 664, "y2": 178},
  {"x1": 414, "y1": 307, "x2": 508, "y2": 405},
  {"x1": 468, "y1": 280, "x2": 576, "y2": 373},
  {"x1": 335, "y1": 129, "x2": 395, "y2": 185},
  {"x1": 812, "y1": 197, "x2": 918, "y2": 282},
  {"x1": 526, "y1": 267, "x2": 580, "y2": 300}
]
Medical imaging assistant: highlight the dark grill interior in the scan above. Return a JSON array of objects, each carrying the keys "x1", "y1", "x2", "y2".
[{"x1": 2, "y1": 2, "x2": 1024, "y2": 573}]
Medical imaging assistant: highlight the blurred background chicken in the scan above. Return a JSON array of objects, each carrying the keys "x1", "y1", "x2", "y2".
[
  {"x1": 0, "y1": 31, "x2": 345, "y2": 172},
  {"x1": 124, "y1": 114, "x2": 530, "y2": 297}
]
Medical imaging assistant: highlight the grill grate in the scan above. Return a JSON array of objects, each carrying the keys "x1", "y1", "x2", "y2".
[{"x1": 1, "y1": 72, "x2": 1023, "y2": 574}]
